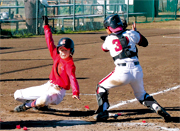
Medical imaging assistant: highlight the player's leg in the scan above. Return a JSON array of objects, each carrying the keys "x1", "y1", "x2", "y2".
[
  {"x1": 95, "y1": 68, "x2": 131, "y2": 121},
  {"x1": 14, "y1": 81, "x2": 52, "y2": 112},
  {"x1": 25, "y1": 85, "x2": 66, "y2": 109},
  {"x1": 14, "y1": 81, "x2": 51, "y2": 103},
  {"x1": 35, "y1": 87, "x2": 66, "y2": 106},
  {"x1": 139, "y1": 93, "x2": 171, "y2": 121},
  {"x1": 130, "y1": 70, "x2": 171, "y2": 122},
  {"x1": 14, "y1": 89, "x2": 66, "y2": 112},
  {"x1": 95, "y1": 84, "x2": 110, "y2": 121}
]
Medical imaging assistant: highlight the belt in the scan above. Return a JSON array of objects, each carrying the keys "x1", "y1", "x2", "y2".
[
  {"x1": 117, "y1": 61, "x2": 139, "y2": 66},
  {"x1": 49, "y1": 80, "x2": 63, "y2": 89}
]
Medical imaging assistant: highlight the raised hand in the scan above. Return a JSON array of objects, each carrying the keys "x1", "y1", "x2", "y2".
[
  {"x1": 132, "y1": 21, "x2": 136, "y2": 31},
  {"x1": 42, "y1": 16, "x2": 49, "y2": 25}
]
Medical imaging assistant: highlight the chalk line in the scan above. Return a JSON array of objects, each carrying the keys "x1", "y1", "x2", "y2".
[
  {"x1": 66, "y1": 93, "x2": 95, "y2": 95},
  {"x1": 115, "y1": 123, "x2": 180, "y2": 131},
  {"x1": 65, "y1": 86, "x2": 180, "y2": 131},
  {"x1": 109, "y1": 85, "x2": 180, "y2": 110},
  {"x1": 163, "y1": 36, "x2": 180, "y2": 38}
]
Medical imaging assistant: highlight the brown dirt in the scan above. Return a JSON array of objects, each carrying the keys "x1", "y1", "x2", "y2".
[{"x1": 0, "y1": 20, "x2": 180, "y2": 131}]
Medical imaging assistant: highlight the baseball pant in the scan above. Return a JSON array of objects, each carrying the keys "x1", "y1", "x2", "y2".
[
  {"x1": 98, "y1": 61, "x2": 146, "y2": 101},
  {"x1": 14, "y1": 81, "x2": 66, "y2": 106}
]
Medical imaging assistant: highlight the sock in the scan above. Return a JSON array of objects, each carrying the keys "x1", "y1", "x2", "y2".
[
  {"x1": 103, "y1": 102, "x2": 108, "y2": 111},
  {"x1": 25, "y1": 100, "x2": 36, "y2": 108}
]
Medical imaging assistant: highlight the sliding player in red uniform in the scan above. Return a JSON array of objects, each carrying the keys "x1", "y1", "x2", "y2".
[{"x1": 14, "y1": 16, "x2": 80, "y2": 112}]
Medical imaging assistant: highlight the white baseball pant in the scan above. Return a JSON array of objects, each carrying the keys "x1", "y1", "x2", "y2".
[
  {"x1": 14, "y1": 81, "x2": 66, "y2": 106},
  {"x1": 98, "y1": 61, "x2": 146, "y2": 101}
]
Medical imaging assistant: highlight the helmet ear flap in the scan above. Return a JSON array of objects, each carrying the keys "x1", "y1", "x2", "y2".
[
  {"x1": 70, "y1": 48, "x2": 74, "y2": 55},
  {"x1": 57, "y1": 47, "x2": 60, "y2": 54}
]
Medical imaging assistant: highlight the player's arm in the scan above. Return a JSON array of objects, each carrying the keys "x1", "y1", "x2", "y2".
[
  {"x1": 132, "y1": 21, "x2": 148, "y2": 47},
  {"x1": 100, "y1": 36, "x2": 107, "y2": 41},
  {"x1": 101, "y1": 36, "x2": 110, "y2": 52},
  {"x1": 66, "y1": 64, "x2": 80, "y2": 100},
  {"x1": 138, "y1": 34, "x2": 148, "y2": 47},
  {"x1": 43, "y1": 16, "x2": 58, "y2": 59},
  {"x1": 102, "y1": 44, "x2": 109, "y2": 52},
  {"x1": 100, "y1": 36, "x2": 109, "y2": 52}
]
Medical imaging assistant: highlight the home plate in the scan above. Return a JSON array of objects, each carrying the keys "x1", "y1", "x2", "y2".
[{"x1": 57, "y1": 120, "x2": 93, "y2": 125}]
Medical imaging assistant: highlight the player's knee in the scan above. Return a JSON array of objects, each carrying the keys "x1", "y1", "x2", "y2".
[
  {"x1": 36, "y1": 95, "x2": 48, "y2": 107},
  {"x1": 134, "y1": 92, "x2": 146, "y2": 101},
  {"x1": 96, "y1": 85, "x2": 109, "y2": 105},
  {"x1": 14, "y1": 90, "x2": 22, "y2": 100},
  {"x1": 96, "y1": 84, "x2": 107, "y2": 94},
  {"x1": 36, "y1": 94, "x2": 59, "y2": 106},
  {"x1": 96, "y1": 85, "x2": 110, "y2": 112},
  {"x1": 51, "y1": 94, "x2": 60, "y2": 105}
]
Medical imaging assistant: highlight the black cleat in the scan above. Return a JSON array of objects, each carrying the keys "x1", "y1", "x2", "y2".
[
  {"x1": 153, "y1": 104, "x2": 171, "y2": 122},
  {"x1": 157, "y1": 107, "x2": 171, "y2": 122},
  {"x1": 96, "y1": 110, "x2": 109, "y2": 121},
  {"x1": 14, "y1": 103, "x2": 29, "y2": 112}
]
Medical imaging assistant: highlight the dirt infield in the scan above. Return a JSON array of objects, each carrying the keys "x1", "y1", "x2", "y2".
[{"x1": 0, "y1": 20, "x2": 180, "y2": 131}]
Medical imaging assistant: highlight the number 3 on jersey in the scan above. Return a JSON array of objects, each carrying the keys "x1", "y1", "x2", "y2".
[{"x1": 112, "y1": 39, "x2": 122, "y2": 52}]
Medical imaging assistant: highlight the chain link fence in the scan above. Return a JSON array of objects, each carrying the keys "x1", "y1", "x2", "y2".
[{"x1": 0, "y1": 0, "x2": 179, "y2": 37}]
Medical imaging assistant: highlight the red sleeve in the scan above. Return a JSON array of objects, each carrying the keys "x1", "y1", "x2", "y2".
[
  {"x1": 66, "y1": 63, "x2": 80, "y2": 96},
  {"x1": 44, "y1": 25, "x2": 58, "y2": 60}
]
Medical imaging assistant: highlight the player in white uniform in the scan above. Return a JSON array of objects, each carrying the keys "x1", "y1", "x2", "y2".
[{"x1": 95, "y1": 14, "x2": 171, "y2": 122}]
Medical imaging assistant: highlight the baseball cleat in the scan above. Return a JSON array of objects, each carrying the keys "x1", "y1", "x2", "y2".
[
  {"x1": 109, "y1": 113, "x2": 121, "y2": 119},
  {"x1": 14, "y1": 103, "x2": 29, "y2": 112},
  {"x1": 157, "y1": 107, "x2": 171, "y2": 122},
  {"x1": 153, "y1": 104, "x2": 171, "y2": 122},
  {"x1": 96, "y1": 110, "x2": 109, "y2": 121}
]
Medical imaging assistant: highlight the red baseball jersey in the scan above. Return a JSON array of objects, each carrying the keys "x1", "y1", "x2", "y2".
[{"x1": 44, "y1": 25, "x2": 80, "y2": 96}]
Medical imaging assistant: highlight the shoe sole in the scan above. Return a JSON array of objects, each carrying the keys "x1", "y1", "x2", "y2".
[{"x1": 156, "y1": 106, "x2": 171, "y2": 122}]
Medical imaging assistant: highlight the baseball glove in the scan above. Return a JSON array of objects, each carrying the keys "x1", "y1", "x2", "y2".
[
  {"x1": 100, "y1": 36, "x2": 107, "y2": 41},
  {"x1": 42, "y1": 16, "x2": 49, "y2": 25}
]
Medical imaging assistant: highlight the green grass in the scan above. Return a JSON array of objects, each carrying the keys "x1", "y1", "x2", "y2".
[
  {"x1": 0, "y1": 29, "x2": 34, "y2": 38},
  {"x1": 0, "y1": 26, "x2": 105, "y2": 38}
]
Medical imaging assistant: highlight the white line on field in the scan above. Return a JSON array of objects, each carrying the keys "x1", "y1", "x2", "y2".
[
  {"x1": 114, "y1": 123, "x2": 180, "y2": 131},
  {"x1": 66, "y1": 93, "x2": 96, "y2": 95},
  {"x1": 66, "y1": 85, "x2": 180, "y2": 98},
  {"x1": 149, "y1": 44, "x2": 180, "y2": 46},
  {"x1": 108, "y1": 85, "x2": 180, "y2": 110},
  {"x1": 161, "y1": 44, "x2": 180, "y2": 46},
  {"x1": 65, "y1": 86, "x2": 180, "y2": 131},
  {"x1": 163, "y1": 36, "x2": 180, "y2": 38}
]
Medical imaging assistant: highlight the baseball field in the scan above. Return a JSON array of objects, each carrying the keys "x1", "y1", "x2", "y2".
[{"x1": 0, "y1": 20, "x2": 180, "y2": 131}]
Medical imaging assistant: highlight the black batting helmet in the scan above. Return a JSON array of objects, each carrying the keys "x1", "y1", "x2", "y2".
[
  {"x1": 57, "y1": 37, "x2": 74, "y2": 55},
  {"x1": 103, "y1": 14, "x2": 123, "y2": 29}
]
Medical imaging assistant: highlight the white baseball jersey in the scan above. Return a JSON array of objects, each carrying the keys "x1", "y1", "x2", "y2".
[
  {"x1": 99, "y1": 30, "x2": 146, "y2": 101},
  {"x1": 102, "y1": 30, "x2": 140, "y2": 65}
]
